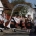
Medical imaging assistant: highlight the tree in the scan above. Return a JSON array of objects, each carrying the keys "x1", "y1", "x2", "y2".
[
  {"x1": 6, "y1": 0, "x2": 32, "y2": 17},
  {"x1": 19, "y1": 5, "x2": 29, "y2": 16},
  {"x1": 11, "y1": 0, "x2": 32, "y2": 17},
  {"x1": 11, "y1": 0, "x2": 25, "y2": 3},
  {"x1": 12, "y1": 11, "x2": 19, "y2": 16}
]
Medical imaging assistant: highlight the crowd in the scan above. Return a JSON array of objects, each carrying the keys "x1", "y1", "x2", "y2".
[
  {"x1": 10, "y1": 15, "x2": 34, "y2": 30},
  {"x1": 0, "y1": 14, "x2": 34, "y2": 32}
]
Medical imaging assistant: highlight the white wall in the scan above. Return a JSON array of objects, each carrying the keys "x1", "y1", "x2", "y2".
[
  {"x1": 0, "y1": 1, "x2": 3, "y2": 7},
  {"x1": 0, "y1": 0, "x2": 4, "y2": 14},
  {"x1": 26, "y1": 8, "x2": 35, "y2": 19}
]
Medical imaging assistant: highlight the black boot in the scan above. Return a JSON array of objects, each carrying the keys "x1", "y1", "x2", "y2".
[{"x1": 1, "y1": 30, "x2": 3, "y2": 32}]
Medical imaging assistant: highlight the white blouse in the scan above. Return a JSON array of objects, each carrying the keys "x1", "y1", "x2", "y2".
[{"x1": 13, "y1": 17, "x2": 20, "y2": 23}]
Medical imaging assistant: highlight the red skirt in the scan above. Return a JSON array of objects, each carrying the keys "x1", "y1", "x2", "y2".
[
  {"x1": 15, "y1": 23, "x2": 20, "y2": 27},
  {"x1": 22, "y1": 22, "x2": 25, "y2": 26}
]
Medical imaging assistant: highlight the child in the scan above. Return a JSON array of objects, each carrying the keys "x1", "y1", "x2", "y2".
[{"x1": 10, "y1": 18, "x2": 16, "y2": 32}]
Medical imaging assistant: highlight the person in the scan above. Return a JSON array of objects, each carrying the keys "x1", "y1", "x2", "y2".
[
  {"x1": 34, "y1": 18, "x2": 36, "y2": 34},
  {"x1": 14, "y1": 15, "x2": 20, "y2": 28},
  {"x1": 26, "y1": 15, "x2": 33, "y2": 32},
  {"x1": 0, "y1": 14, "x2": 5, "y2": 32},
  {"x1": 0, "y1": 20, "x2": 4, "y2": 28},
  {"x1": 10, "y1": 18, "x2": 16, "y2": 32},
  {"x1": 10, "y1": 18, "x2": 16, "y2": 28},
  {"x1": 20, "y1": 16, "x2": 26, "y2": 29}
]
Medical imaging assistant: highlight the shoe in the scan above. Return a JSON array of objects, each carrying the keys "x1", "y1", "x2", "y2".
[{"x1": 1, "y1": 30, "x2": 3, "y2": 32}]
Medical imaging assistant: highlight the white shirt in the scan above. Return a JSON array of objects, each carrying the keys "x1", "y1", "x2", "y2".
[
  {"x1": 0, "y1": 15, "x2": 7, "y2": 22},
  {"x1": 0, "y1": 15, "x2": 3, "y2": 21},
  {"x1": 13, "y1": 17, "x2": 20, "y2": 23},
  {"x1": 15, "y1": 18, "x2": 20, "y2": 23}
]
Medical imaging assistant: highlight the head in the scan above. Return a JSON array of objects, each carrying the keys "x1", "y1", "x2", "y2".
[
  {"x1": 22, "y1": 15, "x2": 25, "y2": 18},
  {"x1": 28, "y1": 15, "x2": 31, "y2": 18},
  {"x1": 25, "y1": 17, "x2": 27, "y2": 19}
]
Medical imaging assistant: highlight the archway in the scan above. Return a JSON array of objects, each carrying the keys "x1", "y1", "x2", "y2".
[
  {"x1": 7, "y1": 4, "x2": 31, "y2": 28},
  {"x1": 10, "y1": 4, "x2": 30, "y2": 20}
]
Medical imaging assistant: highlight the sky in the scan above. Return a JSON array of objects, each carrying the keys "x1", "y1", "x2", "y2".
[
  {"x1": 8, "y1": 0, "x2": 36, "y2": 8},
  {"x1": 26, "y1": 0, "x2": 36, "y2": 8}
]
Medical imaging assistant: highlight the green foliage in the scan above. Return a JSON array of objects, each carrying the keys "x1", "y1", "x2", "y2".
[
  {"x1": 16, "y1": 0, "x2": 25, "y2": 2},
  {"x1": 19, "y1": 6, "x2": 28, "y2": 16},
  {"x1": 12, "y1": 12, "x2": 19, "y2": 16},
  {"x1": 7, "y1": 11, "x2": 11, "y2": 16},
  {"x1": 11, "y1": 0, "x2": 25, "y2": 3},
  {"x1": 11, "y1": 0, "x2": 32, "y2": 16}
]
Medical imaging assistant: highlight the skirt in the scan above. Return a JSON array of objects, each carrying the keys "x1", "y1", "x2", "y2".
[
  {"x1": 10, "y1": 24, "x2": 15, "y2": 28},
  {"x1": 0, "y1": 24, "x2": 4, "y2": 28}
]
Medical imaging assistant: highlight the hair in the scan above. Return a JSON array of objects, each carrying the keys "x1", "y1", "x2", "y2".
[
  {"x1": 28, "y1": 15, "x2": 31, "y2": 16},
  {"x1": 22, "y1": 15, "x2": 26, "y2": 18}
]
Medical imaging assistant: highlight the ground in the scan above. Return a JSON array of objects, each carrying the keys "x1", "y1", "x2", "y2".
[{"x1": 0, "y1": 28, "x2": 36, "y2": 36}]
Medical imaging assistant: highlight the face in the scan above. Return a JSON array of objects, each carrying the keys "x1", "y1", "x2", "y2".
[{"x1": 28, "y1": 15, "x2": 31, "y2": 18}]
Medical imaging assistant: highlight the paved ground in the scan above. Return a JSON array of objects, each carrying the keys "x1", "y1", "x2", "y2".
[
  {"x1": 3, "y1": 33, "x2": 36, "y2": 36},
  {"x1": 0, "y1": 28, "x2": 36, "y2": 36},
  {"x1": 3, "y1": 34, "x2": 29, "y2": 36}
]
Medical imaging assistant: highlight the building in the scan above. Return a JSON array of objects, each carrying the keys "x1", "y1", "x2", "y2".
[
  {"x1": 0, "y1": 0, "x2": 4, "y2": 20},
  {"x1": 26, "y1": 8, "x2": 35, "y2": 19},
  {"x1": 0, "y1": 0, "x2": 3, "y2": 14}
]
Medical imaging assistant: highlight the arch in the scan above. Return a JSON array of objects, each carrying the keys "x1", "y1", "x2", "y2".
[
  {"x1": 9, "y1": 4, "x2": 25, "y2": 19},
  {"x1": 10, "y1": 4, "x2": 30, "y2": 20},
  {"x1": 7, "y1": 4, "x2": 31, "y2": 28}
]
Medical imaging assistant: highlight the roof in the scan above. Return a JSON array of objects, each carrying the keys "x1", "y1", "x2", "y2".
[{"x1": 0, "y1": 0, "x2": 3, "y2": 7}]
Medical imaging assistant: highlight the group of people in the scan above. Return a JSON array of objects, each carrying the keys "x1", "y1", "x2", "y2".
[
  {"x1": 0, "y1": 14, "x2": 34, "y2": 31},
  {"x1": 0, "y1": 14, "x2": 36, "y2": 33},
  {"x1": 10, "y1": 15, "x2": 34, "y2": 30},
  {"x1": 0, "y1": 14, "x2": 8, "y2": 29}
]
